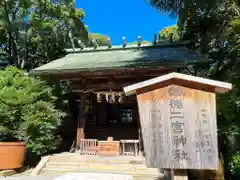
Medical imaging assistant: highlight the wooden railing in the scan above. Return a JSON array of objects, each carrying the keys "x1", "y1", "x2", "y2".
[
  {"x1": 77, "y1": 139, "x2": 139, "y2": 156},
  {"x1": 120, "y1": 140, "x2": 139, "y2": 156},
  {"x1": 79, "y1": 139, "x2": 97, "y2": 155}
]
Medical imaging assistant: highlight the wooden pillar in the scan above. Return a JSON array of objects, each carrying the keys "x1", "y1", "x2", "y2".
[
  {"x1": 76, "y1": 93, "x2": 86, "y2": 149},
  {"x1": 164, "y1": 170, "x2": 188, "y2": 180},
  {"x1": 135, "y1": 98, "x2": 143, "y2": 156},
  {"x1": 138, "y1": 128, "x2": 143, "y2": 156},
  {"x1": 164, "y1": 170, "x2": 174, "y2": 180},
  {"x1": 174, "y1": 170, "x2": 188, "y2": 180}
]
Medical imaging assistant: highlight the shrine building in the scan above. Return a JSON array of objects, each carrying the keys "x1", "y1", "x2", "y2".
[{"x1": 30, "y1": 38, "x2": 207, "y2": 156}]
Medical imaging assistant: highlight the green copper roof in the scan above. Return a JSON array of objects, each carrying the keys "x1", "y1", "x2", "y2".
[{"x1": 31, "y1": 42, "x2": 208, "y2": 75}]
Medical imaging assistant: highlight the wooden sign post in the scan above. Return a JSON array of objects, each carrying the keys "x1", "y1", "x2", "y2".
[{"x1": 124, "y1": 73, "x2": 232, "y2": 180}]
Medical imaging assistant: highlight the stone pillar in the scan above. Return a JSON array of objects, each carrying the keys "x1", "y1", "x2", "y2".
[{"x1": 76, "y1": 93, "x2": 86, "y2": 150}]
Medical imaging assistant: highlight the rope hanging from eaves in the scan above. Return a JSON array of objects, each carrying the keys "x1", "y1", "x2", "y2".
[{"x1": 72, "y1": 89, "x2": 125, "y2": 103}]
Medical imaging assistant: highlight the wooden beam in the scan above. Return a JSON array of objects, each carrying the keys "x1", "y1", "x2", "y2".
[
  {"x1": 70, "y1": 76, "x2": 161, "y2": 91},
  {"x1": 81, "y1": 82, "x2": 130, "y2": 91},
  {"x1": 76, "y1": 93, "x2": 86, "y2": 149},
  {"x1": 65, "y1": 73, "x2": 168, "y2": 81},
  {"x1": 36, "y1": 67, "x2": 173, "y2": 80}
]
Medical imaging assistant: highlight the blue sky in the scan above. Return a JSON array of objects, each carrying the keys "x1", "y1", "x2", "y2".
[{"x1": 76, "y1": 0, "x2": 177, "y2": 45}]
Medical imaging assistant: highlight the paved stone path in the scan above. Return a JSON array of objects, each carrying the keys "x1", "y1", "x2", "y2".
[
  {"x1": 0, "y1": 172, "x2": 133, "y2": 180},
  {"x1": 54, "y1": 173, "x2": 133, "y2": 180},
  {"x1": 0, "y1": 175, "x2": 57, "y2": 180}
]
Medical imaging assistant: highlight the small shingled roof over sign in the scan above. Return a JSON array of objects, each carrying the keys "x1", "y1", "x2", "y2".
[{"x1": 124, "y1": 72, "x2": 232, "y2": 96}]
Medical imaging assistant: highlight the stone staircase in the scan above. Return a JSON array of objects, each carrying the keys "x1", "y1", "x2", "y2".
[{"x1": 38, "y1": 153, "x2": 164, "y2": 180}]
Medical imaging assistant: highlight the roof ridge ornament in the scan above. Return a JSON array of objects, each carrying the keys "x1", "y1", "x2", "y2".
[
  {"x1": 152, "y1": 34, "x2": 157, "y2": 46},
  {"x1": 68, "y1": 30, "x2": 75, "y2": 52},
  {"x1": 108, "y1": 38, "x2": 112, "y2": 49},
  {"x1": 122, "y1": 36, "x2": 127, "y2": 48},
  {"x1": 91, "y1": 39, "x2": 98, "y2": 49},
  {"x1": 137, "y1": 36, "x2": 142, "y2": 48},
  {"x1": 78, "y1": 40, "x2": 85, "y2": 50},
  {"x1": 169, "y1": 33, "x2": 174, "y2": 43}
]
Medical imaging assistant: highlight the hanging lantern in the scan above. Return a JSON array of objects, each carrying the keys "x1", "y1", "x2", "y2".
[
  {"x1": 109, "y1": 93, "x2": 116, "y2": 104},
  {"x1": 118, "y1": 93, "x2": 124, "y2": 103},
  {"x1": 97, "y1": 93, "x2": 102, "y2": 103},
  {"x1": 110, "y1": 93, "x2": 115, "y2": 104},
  {"x1": 105, "y1": 93, "x2": 109, "y2": 103},
  {"x1": 108, "y1": 93, "x2": 113, "y2": 104}
]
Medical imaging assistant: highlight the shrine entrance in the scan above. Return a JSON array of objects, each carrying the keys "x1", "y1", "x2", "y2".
[
  {"x1": 71, "y1": 92, "x2": 141, "y2": 156},
  {"x1": 84, "y1": 93, "x2": 139, "y2": 140}
]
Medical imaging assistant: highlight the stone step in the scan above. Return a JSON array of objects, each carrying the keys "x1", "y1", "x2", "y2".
[
  {"x1": 46, "y1": 162, "x2": 134, "y2": 172},
  {"x1": 34, "y1": 153, "x2": 164, "y2": 179},
  {"x1": 49, "y1": 154, "x2": 145, "y2": 164},
  {"x1": 41, "y1": 168, "x2": 164, "y2": 180},
  {"x1": 45, "y1": 161, "x2": 160, "y2": 174}
]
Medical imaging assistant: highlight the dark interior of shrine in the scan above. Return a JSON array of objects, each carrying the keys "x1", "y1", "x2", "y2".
[{"x1": 57, "y1": 92, "x2": 140, "y2": 152}]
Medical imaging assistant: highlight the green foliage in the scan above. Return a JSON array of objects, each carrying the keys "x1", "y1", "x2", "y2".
[
  {"x1": 128, "y1": 40, "x2": 151, "y2": 45},
  {"x1": 179, "y1": 3, "x2": 240, "y2": 179},
  {"x1": 88, "y1": 33, "x2": 151, "y2": 47},
  {"x1": 148, "y1": 0, "x2": 222, "y2": 17},
  {"x1": 0, "y1": 0, "x2": 88, "y2": 70},
  {"x1": 88, "y1": 33, "x2": 110, "y2": 46},
  {"x1": 88, "y1": 34, "x2": 151, "y2": 47},
  {"x1": 87, "y1": 34, "x2": 152, "y2": 46},
  {"x1": 159, "y1": 25, "x2": 179, "y2": 41},
  {"x1": 0, "y1": 66, "x2": 65, "y2": 155},
  {"x1": 149, "y1": 0, "x2": 240, "y2": 179},
  {"x1": 230, "y1": 154, "x2": 240, "y2": 178}
]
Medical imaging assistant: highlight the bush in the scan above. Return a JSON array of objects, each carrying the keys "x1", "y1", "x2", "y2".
[
  {"x1": 0, "y1": 66, "x2": 65, "y2": 155},
  {"x1": 230, "y1": 154, "x2": 240, "y2": 179}
]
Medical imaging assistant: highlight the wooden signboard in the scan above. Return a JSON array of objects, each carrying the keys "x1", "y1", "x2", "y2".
[
  {"x1": 124, "y1": 73, "x2": 232, "y2": 172},
  {"x1": 137, "y1": 85, "x2": 218, "y2": 169}
]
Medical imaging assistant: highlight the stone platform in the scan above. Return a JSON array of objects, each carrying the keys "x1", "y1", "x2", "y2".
[
  {"x1": 35, "y1": 152, "x2": 164, "y2": 180},
  {"x1": 53, "y1": 172, "x2": 133, "y2": 180}
]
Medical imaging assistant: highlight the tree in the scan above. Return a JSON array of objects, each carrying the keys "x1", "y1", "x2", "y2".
[
  {"x1": 148, "y1": 0, "x2": 221, "y2": 15},
  {"x1": 0, "y1": 0, "x2": 88, "y2": 70},
  {"x1": 0, "y1": 66, "x2": 65, "y2": 155},
  {"x1": 149, "y1": 0, "x2": 240, "y2": 179},
  {"x1": 148, "y1": 0, "x2": 225, "y2": 35},
  {"x1": 159, "y1": 24, "x2": 179, "y2": 41}
]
